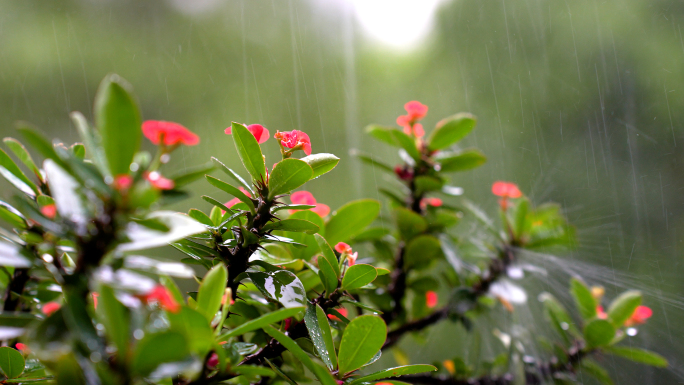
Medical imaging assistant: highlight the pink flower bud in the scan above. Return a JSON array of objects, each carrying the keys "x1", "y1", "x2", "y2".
[{"x1": 142, "y1": 120, "x2": 199, "y2": 146}]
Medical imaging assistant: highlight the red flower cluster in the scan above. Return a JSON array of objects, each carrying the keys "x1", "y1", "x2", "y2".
[
  {"x1": 141, "y1": 285, "x2": 180, "y2": 313},
  {"x1": 335, "y1": 242, "x2": 358, "y2": 266},
  {"x1": 142, "y1": 121, "x2": 199, "y2": 146},
  {"x1": 225, "y1": 124, "x2": 270, "y2": 144},
  {"x1": 596, "y1": 305, "x2": 652, "y2": 327},
  {"x1": 289, "y1": 191, "x2": 330, "y2": 218},
  {"x1": 275, "y1": 130, "x2": 312, "y2": 155},
  {"x1": 397, "y1": 101, "x2": 428, "y2": 138}
]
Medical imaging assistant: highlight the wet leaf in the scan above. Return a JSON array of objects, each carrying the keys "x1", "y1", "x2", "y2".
[
  {"x1": 337, "y1": 315, "x2": 387, "y2": 375},
  {"x1": 325, "y1": 199, "x2": 381, "y2": 245},
  {"x1": 212, "y1": 157, "x2": 254, "y2": 195},
  {"x1": 94, "y1": 74, "x2": 142, "y2": 176},
  {"x1": 606, "y1": 290, "x2": 641, "y2": 327},
  {"x1": 304, "y1": 303, "x2": 336, "y2": 370},
  {"x1": 314, "y1": 234, "x2": 340, "y2": 279},
  {"x1": 219, "y1": 307, "x2": 304, "y2": 341},
  {"x1": 231, "y1": 122, "x2": 266, "y2": 182},
  {"x1": 268, "y1": 159, "x2": 313, "y2": 199},
  {"x1": 247, "y1": 270, "x2": 306, "y2": 308},
  {"x1": 427, "y1": 113, "x2": 476, "y2": 151},
  {"x1": 301, "y1": 153, "x2": 340, "y2": 179},
  {"x1": 196, "y1": 264, "x2": 228, "y2": 322},
  {"x1": 132, "y1": 331, "x2": 189, "y2": 376},
  {"x1": 341, "y1": 264, "x2": 377, "y2": 291},
  {"x1": 435, "y1": 149, "x2": 486, "y2": 172},
  {"x1": 584, "y1": 319, "x2": 615, "y2": 348},
  {"x1": 348, "y1": 365, "x2": 437, "y2": 385},
  {"x1": 117, "y1": 211, "x2": 206, "y2": 252},
  {"x1": 604, "y1": 346, "x2": 667, "y2": 368},
  {"x1": 570, "y1": 278, "x2": 597, "y2": 320},
  {"x1": 404, "y1": 235, "x2": 442, "y2": 270},
  {"x1": 3, "y1": 138, "x2": 40, "y2": 178},
  {"x1": 393, "y1": 207, "x2": 427, "y2": 240},
  {"x1": 96, "y1": 285, "x2": 130, "y2": 361},
  {"x1": 206, "y1": 175, "x2": 255, "y2": 211},
  {"x1": 263, "y1": 219, "x2": 319, "y2": 234},
  {"x1": 0, "y1": 346, "x2": 24, "y2": 378}
]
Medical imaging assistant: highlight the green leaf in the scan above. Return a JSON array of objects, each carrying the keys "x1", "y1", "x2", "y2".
[
  {"x1": 202, "y1": 196, "x2": 235, "y2": 216},
  {"x1": 583, "y1": 319, "x2": 616, "y2": 348},
  {"x1": 606, "y1": 290, "x2": 642, "y2": 327},
  {"x1": 301, "y1": 153, "x2": 340, "y2": 179},
  {"x1": 263, "y1": 219, "x2": 319, "y2": 234},
  {"x1": 171, "y1": 162, "x2": 215, "y2": 188},
  {"x1": 337, "y1": 315, "x2": 387, "y2": 375},
  {"x1": 579, "y1": 359, "x2": 614, "y2": 385},
  {"x1": 167, "y1": 307, "x2": 214, "y2": 356},
  {"x1": 211, "y1": 157, "x2": 254, "y2": 195},
  {"x1": 188, "y1": 209, "x2": 214, "y2": 227},
  {"x1": 314, "y1": 234, "x2": 340, "y2": 279},
  {"x1": 231, "y1": 365, "x2": 276, "y2": 378},
  {"x1": 0, "y1": 203, "x2": 26, "y2": 229},
  {"x1": 317, "y1": 257, "x2": 339, "y2": 295},
  {"x1": 3, "y1": 138, "x2": 40, "y2": 178},
  {"x1": 16, "y1": 125, "x2": 67, "y2": 170},
  {"x1": 219, "y1": 307, "x2": 304, "y2": 341},
  {"x1": 247, "y1": 270, "x2": 306, "y2": 308},
  {"x1": 196, "y1": 264, "x2": 228, "y2": 322},
  {"x1": 0, "y1": 347, "x2": 24, "y2": 379},
  {"x1": 348, "y1": 365, "x2": 437, "y2": 385},
  {"x1": 132, "y1": 331, "x2": 189, "y2": 376},
  {"x1": 0, "y1": 148, "x2": 37, "y2": 196},
  {"x1": 539, "y1": 292, "x2": 578, "y2": 344},
  {"x1": 231, "y1": 122, "x2": 266, "y2": 182},
  {"x1": 96, "y1": 285, "x2": 130, "y2": 360},
  {"x1": 353, "y1": 151, "x2": 394, "y2": 174},
  {"x1": 263, "y1": 325, "x2": 338, "y2": 385},
  {"x1": 304, "y1": 303, "x2": 337, "y2": 370},
  {"x1": 206, "y1": 175, "x2": 255, "y2": 211},
  {"x1": 94, "y1": 74, "x2": 142, "y2": 176},
  {"x1": 70, "y1": 111, "x2": 109, "y2": 176},
  {"x1": 570, "y1": 278, "x2": 597, "y2": 320},
  {"x1": 325, "y1": 199, "x2": 381, "y2": 245},
  {"x1": 436, "y1": 149, "x2": 486, "y2": 172},
  {"x1": 341, "y1": 264, "x2": 377, "y2": 291},
  {"x1": 604, "y1": 346, "x2": 668, "y2": 367},
  {"x1": 414, "y1": 176, "x2": 444, "y2": 195},
  {"x1": 391, "y1": 130, "x2": 421, "y2": 161},
  {"x1": 427, "y1": 113, "x2": 476, "y2": 151},
  {"x1": 393, "y1": 207, "x2": 427, "y2": 240},
  {"x1": 366, "y1": 125, "x2": 399, "y2": 146},
  {"x1": 404, "y1": 235, "x2": 442, "y2": 270},
  {"x1": 268, "y1": 159, "x2": 313, "y2": 199}
]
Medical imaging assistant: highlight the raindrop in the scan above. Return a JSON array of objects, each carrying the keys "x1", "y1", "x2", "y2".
[
  {"x1": 627, "y1": 328, "x2": 638, "y2": 336},
  {"x1": 160, "y1": 154, "x2": 171, "y2": 164},
  {"x1": 104, "y1": 176, "x2": 114, "y2": 184},
  {"x1": 133, "y1": 329, "x2": 144, "y2": 340},
  {"x1": 90, "y1": 352, "x2": 101, "y2": 363},
  {"x1": 560, "y1": 322, "x2": 569, "y2": 330},
  {"x1": 129, "y1": 163, "x2": 139, "y2": 172},
  {"x1": 42, "y1": 254, "x2": 53, "y2": 263}
]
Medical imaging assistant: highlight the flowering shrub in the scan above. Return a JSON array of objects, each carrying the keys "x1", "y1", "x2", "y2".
[{"x1": 0, "y1": 74, "x2": 666, "y2": 384}]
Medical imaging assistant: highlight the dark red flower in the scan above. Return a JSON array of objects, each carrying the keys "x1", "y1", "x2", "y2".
[
  {"x1": 275, "y1": 130, "x2": 312, "y2": 155},
  {"x1": 394, "y1": 165, "x2": 413, "y2": 181},
  {"x1": 142, "y1": 120, "x2": 199, "y2": 146},
  {"x1": 207, "y1": 353, "x2": 219, "y2": 368},
  {"x1": 225, "y1": 124, "x2": 270, "y2": 144}
]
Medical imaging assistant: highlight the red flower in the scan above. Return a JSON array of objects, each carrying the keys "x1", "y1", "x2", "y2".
[
  {"x1": 142, "y1": 285, "x2": 180, "y2": 313},
  {"x1": 289, "y1": 191, "x2": 330, "y2": 218},
  {"x1": 405, "y1": 101, "x2": 428, "y2": 120},
  {"x1": 335, "y1": 242, "x2": 352, "y2": 254},
  {"x1": 15, "y1": 343, "x2": 27, "y2": 352},
  {"x1": 207, "y1": 352, "x2": 219, "y2": 368},
  {"x1": 142, "y1": 120, "x2": 199, "y2": 146},
  {"x1": 40, "y1": 204, "x2": 57, "y2": 219},
  {"x1": 275, "y1": 130, "x2": 312, "y2": 155},
  {"x1": 394, "y1": 165, "x2": 413, "y2": 181},
  {"x1": 625, "y1": 306, "x2": 652, "y2": 327},
  {"x1": 492, "y1": 181, "x2": 522, "y2": 198},
  {"x1": 223, "y1": 187, "x2": 252, "y2": 214},
  {"x1": 92, "y1": 292, "x2": 99, "y2": 309},
  {"x1": 225, "y1": 124, "x2": 270, "y2": 144},
  {"x1": 426, "y1": 291, "x2": 438, "y2": 308},
  {"x1": 145, "y1": 172, "x2": 175, "y2": 190},
  {"x1": 327, "y1": 308, "x2": 348, "y2": 321},
  {"x1": 42, "y1": 302, "x2": 61, "y2": 316},
  {"x1": 113, "y1": 174, "x2": 134, "y2": 190},
  {"x1": 403, "y1": 123, "x2": 425, "y2": 138},
  {"x1": 596, "y1": 305, "x2": 607, "y2": 319},
  {"x1": 420, "y1": 197, "x2": 443, "y2": 209}
]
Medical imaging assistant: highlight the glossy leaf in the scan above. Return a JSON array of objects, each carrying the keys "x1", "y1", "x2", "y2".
[
  {"x1": 606, "y1": 290, "x2": 642, "y2": 327},
  {"x1": 188, "y1": 209, "x2": 214, "y2": 227},
  {"x1": 132, "y1": 331, "x2": 189, "y2": 376},
  {"x1": 268, "y1": 159, "x2": 313, "y2": 199},
  {"x1": 341, "y1": 264, "x2": 377, "y2": 291},
  {"x1": 317, "y1": 257, "x2": 339, "y2": 295},
  {"x1": 16, "y1": 125, "x2": 67, "y2": 170},
  {"x1": 301, "y1": 153, "x2": 340, "y2": 179},
  {"x1": 390, "y1": 130, "x2": 421, "y2": 161},
  {"x1": 337, "y1": 315, "x2": 387, "y2": 375},
  {"x1": 570, "y1": 278, "x2": 597, "y2": 320},
  {"x1": 2, "y1": 138, "x2": 39, "y2": 178},
  {"x1": 393, "y1": 207, "x2": 427, "y2": 240},
  {"x1": 0, "y1": 347, "x2": 24, "y2": 379},
  {"x1": 117, "y1": 211, "x2": 206, "y2": 252},
  {"x1": 263, "y1": 219, "x2": 319, "y2": 234},
  {"x1": 325, "y1": 199, "x2": 381, "y2": 245},
  {"x1": 314, "y1": 234, "x2": 340, "y2": 279},
  {"x1": 604, "y1": 346, "x2": 668, "y2": 368},
  {"x1": 436, "y1": 149, "x2": 486, "y2": 172},
  {"x1": 348, "y1": 365, "x2": 437, "y2": 385},
  {"x1": 70, "y1": 111, "x2": 109, "y2": 175},
  {"x1": 304, "y1": 303, "x2": 336, "y2": 370},
  {"x1": 211, "y1": 157, "x2": 254, "y2": 195},
  {"x1": 263, "y1": 325, "x2": 338, "y2": 385},
  {"x1": 167, "y1": 307, "x2": 214, "y2": 356},
  {"x1": 94, "y1": 74, "x2": 142, "y2": 176},
  {"x1": 0, "y1": 148, "x2": 37, "y2": 196},
  {"x1": 96, "y1": 285, "x2": 130, "y2": 360},
  {"x1": 583, "y1": 319, "x2": 616, "y2": 348},
  {"x1": 219, "y1": 307, "x2": 304, "y2": 340},
  {"x1": 196, "y1": 264, "x2": 228, "y2": 322},
  {"x1": 247, "y1": 270, "x2": 306, "y2": 308},
  {"x1": 404, "y1": 235, "x2": 442, "y2": 270},
  {"x1": 427, "y1": 113, "x2": 476, "y2": 151},
  {"x1": 231, "y1": 122, "x2": 266, "y2": 182},
  {"x1": 206, "y1": 175, "x2": 255, "y2": 211},
  {"x1": 540, "y1": 292, "x2": 578, "y2": 344}
]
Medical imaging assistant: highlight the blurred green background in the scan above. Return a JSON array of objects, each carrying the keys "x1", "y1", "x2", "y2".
[{"x1": 1, "y1": 0, "x2": 683, "y2": 383}]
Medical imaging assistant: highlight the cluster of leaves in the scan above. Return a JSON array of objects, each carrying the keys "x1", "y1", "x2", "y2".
[{"x1": 0, "y1": 75, "x2": 666, "y2": 385}]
